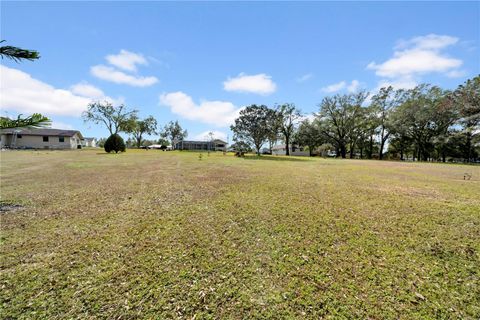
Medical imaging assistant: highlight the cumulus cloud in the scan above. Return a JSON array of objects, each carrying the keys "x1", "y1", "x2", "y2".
[
  {"x1": 446, "y1": 69, "x2": 467, "y2": 78},
  {"x1": 347, "y1": 80, "x2": 361, "y2": 93},
  {"x1": 300, "y1": 113, "x2": 317, "y2": 123},
  {"x1": 70, "y1": 82, "x2": 105, "y2": 99},
  {"x1": 159, "y1": 91, "x2": 242, "y2": 127},
  {"x1": 0, "y1": 65, "x2": 91, "y2": 116},
  {"x1": 367, "y1": 34, "x2": 464, "y2": 89},
  {"x1": 375, "y1": 77, "x2": 418, "y2": 91},
  {"x1": 90, "y1": 65, "x2": 158, "y2": 87},
  {"x1": 49, "y1": 121, "x2": 75, "y2": 130},
  {"x1": 106, "y1": 49, "x2": 147, "y2": 72},
  {"x1": 394, "y1": 34, "x2": 459, "y2": 51},
  {"x1": 223, "y1": 73, "x2": 276, "y2": 95},
  {"x1": 296, "y1": 73, "x2": 313, "y2": 83},
  {"x1": 192, "y1": 130, "x2": 227, "y2": 141},
  {"x1": 91, "y1": 49, "x2": 158, "y2": 87},
  {"x1": 70, "y1": 81, "x2": 123, "y2": 105},
  {"x1": 321, "y1": 81, "x2": 346, "y2": 93},
  {"x1": 320, "y1": 80, "x2": 362, "y2": 94}
]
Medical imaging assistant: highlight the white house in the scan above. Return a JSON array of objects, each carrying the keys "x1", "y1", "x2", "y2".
[
  {"x1": 1, "y1": 128, "x2": 84, "y2": 150},
  {"x1": 82, "y1": 137, "x2": 97, "y2": 147},
  {"x1": 272, "y1": 144, "x2": 310, "y2": 156},
  {"x1": 174, "y1": 139, "x2": 227, "y2": 152}
]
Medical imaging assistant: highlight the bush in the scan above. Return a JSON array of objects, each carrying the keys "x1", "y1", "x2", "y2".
[{"x1": 104, "y1": 134, "x2": 126, "y2": 153}]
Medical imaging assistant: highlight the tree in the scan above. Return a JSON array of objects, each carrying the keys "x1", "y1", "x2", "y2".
[
  {"x1": 104, "y1": 134, "x2": 126, "y2": 153},
  {"x1": 0, "y1": 113, "x2": 50, "y2": 129},
  {"x1": 97, "y1": 137, "x2": 107, "y2": 148},
  {"x1": 277, "y1": 103, "x2": 302, "y2": 156},
  {"x1": 295, "y1": 119, "x2": 323, "y2": 156},
  {"x1": 0, "y1": 41, "x2": 47, "y2": 130},
  {"x1": 265, "y1": 110, "x2": 282, "y2": 153},
  {"x1": 206, "y1": 131, "x2": 215, "y2": 152},
  {"x1": 317, "y1": 92, "x2": 369, "y2": 158},
  {"x1": 82, "y1": 101, "x2": 136, "y2": 135},
  {"x1": 160, "y1": 120, "x2": 187, "y2": 149},
  {"x1": 230, "y1": 141, "x2": 252, "y2": 155},
  {"x1": 370, "y1": 86, "x2": 405, "y2": 159},
  {"x1": 447, "y1": 76, "x2": 480, "y2": 162},
  {"x1": 157, "y1": 137, "x2": 170, "y2": 147},
  {"x1": 124, "y1": 115, "x2": 157, "y2": 148},
  {"x1": 354, "y1": 104, "x2": 382, "y2": 159},
  {"x1": 0, "y1": 40, "x2": 40, "y2": 62},
  {"x1": 389, "y1": 84, "x2": 452, "y2": 161},
  {"x1": 230, "y1": 105, "x2": 272, "y2": 156}
]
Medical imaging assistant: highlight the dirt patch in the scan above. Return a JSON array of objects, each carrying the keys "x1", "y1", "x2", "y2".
[{"x1": 0, "y1": 201, "x2": 24, "y2": 213}]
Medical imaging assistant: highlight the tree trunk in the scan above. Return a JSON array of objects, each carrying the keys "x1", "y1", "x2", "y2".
[
  {"x1": 309, "y1": 146, "x2": 314, "y2": 157},
  {"x1": 285, "y1": 135, "x2": 290, "y2": 156},
  {"x1": 466, "y1": 132, "x2": 472, "y2": 163},
  {"x1": 340, "y1": 144, "x2": 346, "y2": 159},
  {"x1": 136, "y1": 135, "x2": 142, "y2": 148},
  {"x1": 379, "y1": 139, "x2": 385, "y2": 160},
  {"x1": 368, "y1": 135, "x2": 373, "y2": 159}
]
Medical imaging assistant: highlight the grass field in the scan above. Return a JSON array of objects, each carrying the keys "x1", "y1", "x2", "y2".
[{"x1": 1, "y1": 149, "x2": 479, "y2": 319}]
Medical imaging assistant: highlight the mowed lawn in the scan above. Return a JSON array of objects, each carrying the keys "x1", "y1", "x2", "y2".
[{"x1": 1, "y1": 150, "x2": 479, "y2": 319}]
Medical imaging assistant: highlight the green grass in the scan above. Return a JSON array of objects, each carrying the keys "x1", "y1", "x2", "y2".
[{"x1": 1, "y1": 149, "x2": 479, "y2": 319}]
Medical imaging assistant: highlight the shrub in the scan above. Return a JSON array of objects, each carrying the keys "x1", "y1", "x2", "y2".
[{"x1": 104, "y1": 134, "x2": 126, "y2": 153}]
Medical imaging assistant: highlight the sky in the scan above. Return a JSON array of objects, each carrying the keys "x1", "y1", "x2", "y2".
[{"x1": 1, "y1": 1, "x2": 479, "y2": 142}]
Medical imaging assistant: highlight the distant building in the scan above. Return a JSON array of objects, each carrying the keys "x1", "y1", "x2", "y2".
[
  {"x1": 272, "y1": 144, "x2": 310, "y2": 156},
  {"x1": 174, "y1": 139, "x2": 227, "y2": 152},
  {"x1": 0, "y1": 128, "x2": 84, "y2": 150},
  {"x1": 82, "y1": 137, "x2": 97, "y2": 148}
]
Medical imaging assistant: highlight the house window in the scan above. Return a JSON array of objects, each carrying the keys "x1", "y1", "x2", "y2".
[
  {"x1": 17, "y1": 134, "x2": 22, "y2": 138},
  {"x1": 43, "y1": 136, "x2": 49, "y2": 142},
  {"x1": 59, "y1": 136, "x2": 65, "y2": 143}
]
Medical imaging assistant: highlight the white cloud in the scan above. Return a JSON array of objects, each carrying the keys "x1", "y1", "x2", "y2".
[
  {"x1": 446, "y1": 69, "x2": 467, "y2": 78},
  {"x1": 395, "y1": 34, "x2": 458, "y2": 51},
  {"x1": 191, "y1": 130, "x2": 227, "y2": 141},
  {"x1": 106, "y1": 49, "x2": 147, "y2": 72},
  {"x1": 91, "y1": 65, "x2": 158, "y2": 87},
  {"x1": 91, "y1": 49, "x2": 158, "y2": 87},
  {"x1": 70, "y1": 82, "x2": 105, "y2": 99},
  {"x1": 69, "y1": 81, "x2": 124, "y2": 105},
  {"x1": 296, "y1": 73, "x2": 313, "y2": 83},
  {"x1": 223, "y1": 73, "x2": 276, "y2": 95},
  {"x1": 347, "y1": 80, "x2": 361, "y2": 93},
  {"x1": 0, "y1": 65, "x2": 91, "y2": 116},
  {"x1": 49, "y1": 121, "x2": 75, "y2": 130},
  {"x1": 159, "y1": 91, "x2": 242, "y2": 127},
  {"x1": 300, "y1": 113, "x2": 317, "y2": 123},
  {"x1": 367, "y1": 34, "x2": 463, "y2": 79},
  {"x1": 320, "y1": 80, "x2": 363, "y2": 94},
  {"x1": 321, "y1": 81, "x2": 346, "y2": 93},
  {"x1": 375, "y1": 77, "x2": 418, "y2": 91}
]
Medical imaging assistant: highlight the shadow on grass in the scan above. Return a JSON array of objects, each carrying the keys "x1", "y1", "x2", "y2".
[
  {"x1": 95, "y1": 152, "x2": 125, "y2": 155},
  {"x1": 243, "y1": 155, "x2": 311, "y2": 162}
]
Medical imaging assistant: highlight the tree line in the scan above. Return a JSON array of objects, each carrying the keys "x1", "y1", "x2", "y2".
[
  {"x1": 82, "y1": 101, "x2": 188, "y2": 153},
  {"x1": 230, "y1": 76, "x2": 479, "y2": 162}
]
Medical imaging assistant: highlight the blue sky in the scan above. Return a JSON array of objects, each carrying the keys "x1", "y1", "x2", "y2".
[{"x1": 1, "y1": 1, "x2": 479, "y2": 142}]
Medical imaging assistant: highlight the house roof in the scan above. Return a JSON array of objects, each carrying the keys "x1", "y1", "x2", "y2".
[{"x1": 1, "y1": 128, "x2": 83, "y2": 139}]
